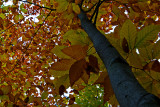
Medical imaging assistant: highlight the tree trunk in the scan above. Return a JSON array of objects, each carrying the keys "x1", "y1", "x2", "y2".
[{"x1": 78, "y1": 11, "x2": 160, "y2": 107}]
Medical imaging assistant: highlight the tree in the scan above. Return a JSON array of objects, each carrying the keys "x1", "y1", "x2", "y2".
[{"x1": 0, "y1": 0, "x2": 160, "y2": 106}]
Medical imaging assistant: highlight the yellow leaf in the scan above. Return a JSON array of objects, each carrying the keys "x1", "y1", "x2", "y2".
[
  {"x1": 120, "y1": 19, "x2": 137, "y2": 50},
  {"x1": 56, "y1": 0, "x2": 69, "y2": 12},
  {"x1": 49, "y1": 70, "x2": 69, "y2": 77},
  {"x1": 63, "y1": 29, "x2": 91, "y2": 45},
  {"x1": 67, "y1": 3, "x2": 73, "y2": 14},
  {"x1": 139, "y1": 44, "x2": 153, "y2": 61},
  {"x1": 62, "y1": 45, "x2": 88, "y2": 60},
  {"x1": 128, "y1": 50, "x2": 143, "y2": 69},
  {"x1": 1, "y1": 85, "x2": 12, "y2": 95},
  {"x1": 51, "y1": 59, "x2": 75, "y2": 71},
  {"x1": 72, "y1": 3, "x2": 80, "y2": 14},
  {"x1": 153, "y1": 40, "x2": 160, "y2": 59},
  {"x1": 54, "y1": 74, "x2": 70, "y2": 94}
]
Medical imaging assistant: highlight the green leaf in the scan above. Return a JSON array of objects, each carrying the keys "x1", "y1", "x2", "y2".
[
  {"x1": 41, "y1": 91, "x2": 48, "y2": 100},
  {"x1": 120, "y1": 19, "x2": 137, "y2": 50},
  {"x1": 153, "y1": 40, "x2": 160, "y2": 59},
  {"x1": 0, "y1": 13, "x2": 6, "y2": 19},
  {"x1": 14, "y1": 14, "x2": 24, "y2": 22},
  {"x1": 135, "y1": 25, "x2": 160, "y2": 48},
  {"x1": 63, "y1": 29, "x2": 91, "y2": 45}
]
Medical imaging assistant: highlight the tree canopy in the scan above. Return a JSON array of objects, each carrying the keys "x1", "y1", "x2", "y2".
[{"x1": 0, "y1": 0, "x2": 160, "y2": 106}]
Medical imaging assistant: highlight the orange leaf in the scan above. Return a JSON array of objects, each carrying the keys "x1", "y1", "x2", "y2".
[
  {"x1": 51, "y1": 59, "x2": 75, "y2": 71},
  {"x1": 69, "y1": 59, "x2": 87, "y2": 86},
  {"x1": 62, "y1": 45, "x2": 88, "y2": 60}
]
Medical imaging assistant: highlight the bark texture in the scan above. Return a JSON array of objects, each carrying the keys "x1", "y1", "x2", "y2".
[{"x1": 78, "y1": 11, "x2": 160, "y2": 107}]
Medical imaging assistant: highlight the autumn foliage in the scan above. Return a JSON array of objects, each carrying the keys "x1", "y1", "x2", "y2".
[{"x1": 0, "y1": 0, "x2": 160, "y2": 106}]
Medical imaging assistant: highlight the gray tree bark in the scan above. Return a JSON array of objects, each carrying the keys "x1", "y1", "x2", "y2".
[{"x1": 78, "y1": 11, "x2": 160, "y2": 107}]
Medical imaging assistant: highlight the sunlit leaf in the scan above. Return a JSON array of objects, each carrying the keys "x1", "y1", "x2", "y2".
[
  {"x1": 135, "y1": 25, "x2": 160, "y2": 48},
  {"x1": 120, "y1": 19, "x2": 137, "y2": 49}
]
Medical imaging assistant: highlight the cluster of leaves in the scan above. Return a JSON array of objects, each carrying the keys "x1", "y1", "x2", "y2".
[
  {"x1": 0, "y1": 0, "x2": 160, "y2": 106},
  {"x1": 75, "y1": 84, "x2": 109, "y2": 107}
]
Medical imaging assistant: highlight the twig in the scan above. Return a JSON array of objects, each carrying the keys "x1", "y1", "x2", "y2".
[{"x1": 19, "y1": 0, "x2": 56, "y2": 11}]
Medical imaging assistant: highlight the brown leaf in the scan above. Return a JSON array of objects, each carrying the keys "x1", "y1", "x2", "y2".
[
  {"x1": 89, "y1": 55, "x2": 99, "y2": 70},
  {"x1": 69, "y1": 59, "x2": 87, "y2": 86},
  {"x1": 24, "y1": 97, "x2": 29, "y2": 103},
  {"x1": 0, "y1": 89, "x2": 3, "y2": 95},
  {"x1": 51, "y1": 59, "x2": 75, "y2": 71},
  {"x1": 73, "y1": 89, "x2": 79, "y2": 94},
  {"x1": 9, "y1": 94, "x2": 15, "y2": 102},
  {"x1": 81, "y1": 70, "x2": 90, "y2": 84},
  {"x1": 86, "y1": 62, "x2": 98, "y2": 74},
  {"x1": 94, "y1": 72, "x2": 108, "y2": 86},
  {"x1": 103, "y1": 75, "x2": 114, "y2": 104},
  {"x1": 122, "y1": 37, "x2": 129, "y2": 53},
  {"x1": 59, "y1": 85, "x2": 66, "y2": 95},
  {"x1": 62, "y1": 45, "x2": 88, "y2": 60},
  {"x1": 69, "y1": 96, "x2": 75, "y2": 105},
  {"x1": 151, "y1": 60, "x2": 160, "y2": 72}
]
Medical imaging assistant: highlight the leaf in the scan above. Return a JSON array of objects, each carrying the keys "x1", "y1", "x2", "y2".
[
  {"x1": 59, "y1": 85, "x2": 66, "y2": 95},
  {"x1": 63, "y1": 29, "x2": 91, "y2": 45},
  {"x1": 69, "y1": 96, "x2": 75, "y2": 105},
  {"x1": 56, "y1": 0, "x2": 69, "y2": 12},
  {"x1": 89, "y1": 55, "x2": 99, "y2": 70},
  {"x1": 153, "y1": 40, "x2": 160, "y2": 59},
  {"x1": 49, "y1": 70, "x2": 69, "y2": 77},
  {"x1": 0, "y1": 13, "x2": 6, "y2": 19},
  {"x1": 138, "y1": 44, "x2": 153, "y2": 61},
  {"x1": 151, "y1": 60, "x2": 160, "y2": 73},
  {"x1": 72, "y1": 3, "x2": 80, "y2": 14},
  {"x1": 122, "y1": 37, "x2": 129, "y2": 53},
  {"x1": 103, "y1": 75, "x2": 114, "y2": 104},
  {"x1": 94, "y1": 72, "x2": 108, "y2": 86},
  {"x1": 69, "y1": 59, "x2": 87, "y2": 86},
  {"x1": 81, "y1": 70, "x2": 90, "y2": 84},
  {"x1": 54, "y1": 74, "x2": 70, "y2": 94},
  {"x1": 75, "y1": 0, "x2": 81, "y2": 5},
  {"x1": 120, "y1": 19, "x2": 137, "y2": 49},
  {"x1": 41, "y1": 91, "x2": 48, "y2": 100},
  {"x1": 62, "y1": 45, "x2": 88, "y2": 60},
  {"x1": 135, "y1": 25, "x2": 160, "y2": 48},
  {"x1": 51, "y1": 59, "x2": 75, "y2": 71},
  {"x1": 128, "y1": 50, "x2": 143, "y2": 69},
  {"x1": 51, "y1": 46, "x2": 71, "y2": 59},
  {"x1": 1, "y1": 85, "x2": 12, "y2": 95}
]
